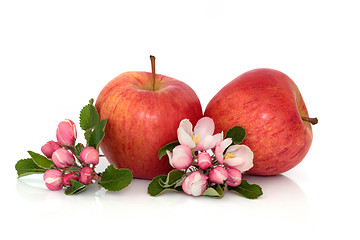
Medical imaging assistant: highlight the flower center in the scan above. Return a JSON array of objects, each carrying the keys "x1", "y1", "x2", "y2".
[
  {"x1": 224, "y1": 153, "x2": 235, "y2": 159},
  {"x1": 192, "y1": 135, "x2": 200, "y2": 145}
]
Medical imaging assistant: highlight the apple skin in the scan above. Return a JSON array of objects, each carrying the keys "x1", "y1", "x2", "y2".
[
  {"x1": 204, "y1": 68, "x2": 313, "y2": 175},
  {"x1": 95, "y1": 71, "x2": 203, "y2": 180}
]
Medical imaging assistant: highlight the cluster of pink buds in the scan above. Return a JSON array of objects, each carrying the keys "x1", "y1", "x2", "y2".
[
  {"x1": 16, "y1": 99, "x2": 133, "y2": 195},
  {"x1": 41, "y1": 119, "x2": 100, "y2": 191},
  {"x1": 166, "y1": 117, "x2": 254, "y2": 197}
]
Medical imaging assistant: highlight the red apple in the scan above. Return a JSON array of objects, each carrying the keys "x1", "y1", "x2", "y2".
[
  {"x1": 204, "y1": 68, "x2": 317, "y2": 175},
  {"x1": 95, "y1": 56, "x2": 203, "y2": 179}
]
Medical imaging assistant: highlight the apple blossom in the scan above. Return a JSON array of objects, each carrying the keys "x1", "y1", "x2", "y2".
[
  {"x1": 62, "y1": 172, "x2": 79, "y2": 186},
  {"x1": 214, "y1": 137, "x2": 233, "y2": 165},
  {"x1": 209, "y1": 166, "x2": 228, "y2": 184},
  {"x1": 52, "y1": 148, "x2": 75, "y2": 169},
  {"x1": 166, "y1": 145, "x2": 193, "y2": 170},
  {"x1": 80, "y1": 146, "x2": 99, "y2": 165},
  {"x1": 43, "y1": 169, "x2": 63, "y2": 191},
  {"x1": 177, "y1": 117, "x2": 222, "y2": 151},
  {"x1": 226, "y1": 168, "x2": 242, "y2": 187},
  {"x1": 41, "y1": 141, "x2": 61, "y2": 158},
  {"x1": 56, "y1": 119, "x2": 77, "y2": 147},
  {"x1": 182, "y1": 171, "x2": 208, "y2": 196},
  {"x1": 223, "y1": 145, "x2": 254, "y2": 172},
  {"x1": 197, "y1": 152, "x2": 212, "y2": 169},
  {"x1": 79, "y1": 166, "x2": 94, "y2": 185}
]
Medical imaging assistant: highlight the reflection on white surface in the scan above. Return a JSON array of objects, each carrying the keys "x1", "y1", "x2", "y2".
[
  {"x1": 243, "y1": 174, "x2": 309, "y2": 223},
  {"x1": 16, "y1": 173, "x2": 308, "y2": 231}
]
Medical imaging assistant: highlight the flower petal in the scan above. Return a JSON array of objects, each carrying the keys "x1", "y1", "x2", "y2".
[
  {"x1": 171, "y1": 145, "x2": 193, "y2": 170},
  {"x1": 223, "y1": 157, "x2": 243, "y2": 168},
  {"x1": 189, "y1": 173, "x2": 208, "y2": 196},
  {"x1": 237, "y1": 158, "x2": 254, "y2": 173},
  {"x1": 196, "y1": 132, "x2": 224, "y2": 152},
  {"x1": 196, "y1": 135, "x2": 214, "y2": 151},
  {"x1": 215, "y1": 145, "x2": 224, "y2": 165},
  {"x1": 220, "y1": 138, "x2": 232, "y2": 151},
  {"x1": 225, "y1": 145, "x2": 254, "y2": 172},
  {"x1": 190, "y1": 181, "x2": 205, "y2": 196},
  {"x1": 194, "y1": 117, "x2": 215, "y2": 141},
  {"x1": 226, "y1": 145, "x2": 243, "y2": 155},
  {"x1": 215, "y1": 137, "x2": 233, "y2": 165},
  {"x1": 177, "y1": 127, "x2": 196, "y2": 149},
  {"x1": 166, "y1": 150, "x2": 174, "y2": 167},
  {"x1": 178, "y1": 119, "x2": 193, "y2": 135},
  {"x1": 212, "y1": 132, "x2": 224, "y2": 147}
]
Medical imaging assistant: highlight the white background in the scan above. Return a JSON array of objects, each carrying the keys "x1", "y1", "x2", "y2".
[{"x1": 1, "y1": 0, "x2": 359, "y2": 239}]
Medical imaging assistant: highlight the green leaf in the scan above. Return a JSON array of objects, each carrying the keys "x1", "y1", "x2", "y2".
[
  {"x1": 84, "y1": 128, "x2": 92, "y2": 142},
  {"x1": 148, "y1": 174, "x2": 184, "y2": 197},
  {"x1": 159, "y1": 169, "x2": 185, "y2": 188},
  {"x1": 28, "y1": 151, "x2": 53, "y2": 169},
  {"x1": 202, "y1": 184, "x2": 225, "y2": 198},
  {"x1": 147, "y1": 175, "x2": 168, "y2": 196},
  {"x1": 65, "y1": 179, "x2": 91, "y2": 195},
  {"x1": 227, "y1": 180, "x2": 263, "y2": 199},
  {"x1": 98, "y1": 165, "x2": 133, "y2": 192},
  {"x1": 74, "y1": 143, "x2": 84, "y2": 156},
  {"x1": 173, "y1": 186, "x2": 184, "y2": 193},
  {"x1": 225, "y1": 126, "x2": 246, "y2": 145},
  {"x1": 88, "y1": 119, "x2": 107, "y2": 150},
  {"x1": 158, "y1": 141, "x2": 180, "y2": 159},
  {"x1": 15, "y1": 158, "x2": 47, "y2": 178},
  {"x1": 79, "y1": 102, "x2": 100, "y2": 131}
]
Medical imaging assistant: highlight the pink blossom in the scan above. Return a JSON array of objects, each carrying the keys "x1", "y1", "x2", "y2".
[
  {"x1": 62, "y1": 172, "x2": 79, "y2": 186},
  {"x1": 226, "y1": 168, "x2": 242, "y2": 187},
  {"x1": 166, "y1": 145, "x2": 193, "y2": 170},
  {"x1": 41, "y1": 141, "x2": 61, "y2": 158},
  {"x1": 214, "y1": 137, "x2": 232, "y2": 165},
  {"x1": 79, "y1": 166, "x2": 94, "y2": 185},
  {"x1": 177, "y1": 117, "x2": 222, "y2": 151},
  {"x1": 209, "y1": 166, "x2": 228, "y2": 184},
  {"x1": 197, "y1": 152, "x2": 212, "y2": 169},
  {"x1": 223, "y1": 145, "x2": 254, "y2": 172},
  {"x1": 182, "y1": 171, "x2": 208, "y2": 197},
  {"x1": 56, "y1": 119, "x2": 77, "y2": 147},
  {"x1": 52, "y1": 148, "x2": 75, "y2": 169},
  {"x1": 80, "y1": 146, "x2": 99, "y2": 165},
  {"x1": 43, "y1": 169, "x2": 63, "y2": 191}
]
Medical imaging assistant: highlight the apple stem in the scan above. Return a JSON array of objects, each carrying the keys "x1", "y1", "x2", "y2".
[
  {"x1": 301, "y1": 116, "x2": 318, "y2": 125},
  {"x1": 150, "y1": 55, "x2": 156, "y2": 91}
]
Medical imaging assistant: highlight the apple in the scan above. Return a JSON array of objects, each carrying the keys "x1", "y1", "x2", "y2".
[
  {"x1": 95, "y1": 56, "x2": 203, "y2": 179},
  {"x1": 204, "y1": 68, "x2": 317, "y2": 175}
]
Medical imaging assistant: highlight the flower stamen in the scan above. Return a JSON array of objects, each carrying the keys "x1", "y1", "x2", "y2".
[
  {"x1": 192, "y1": 135, "x2": 200, "y2": 145},
  {"x1": 224, "y1": 153, "x2": 235, "y2": 159}
]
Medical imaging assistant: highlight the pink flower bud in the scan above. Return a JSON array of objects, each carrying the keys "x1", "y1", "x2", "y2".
[
  {"x1": 52, "y1": 148, "x2": 75, "y2": 169},
  {"x1": 43, "y1": 169, "x2": 63, "y2": 191},
  {"x1": 56, "y1": 119, "x2": 77, "y2": 147},
  {"x1": 62, "y1": 172, "x2": 79, "y2": 186},
  {"x1": 80, "y1": 146, "x2": 99, "y2": 165},
  {"x1": 209, "y1": 166, "x2": 228, "y2": 184},
  {"x1": 182, "y1": 171, "x2": 208, "y2": 196},
  {"x1": 197, "y1": 152, "x2": 212, "y2": 169},
  {"x1": 226, "y1": 168, "x2": 242, "y2": 187},
  {"x1": 166, "y1": 145, "x2": 193, "y2": 170},
  {"x1": 41, "y1": 141, "x2": 61, "y2": 158},
  {"x1": 79, "y1": 166, "x2": 94, "y2": 185}
]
